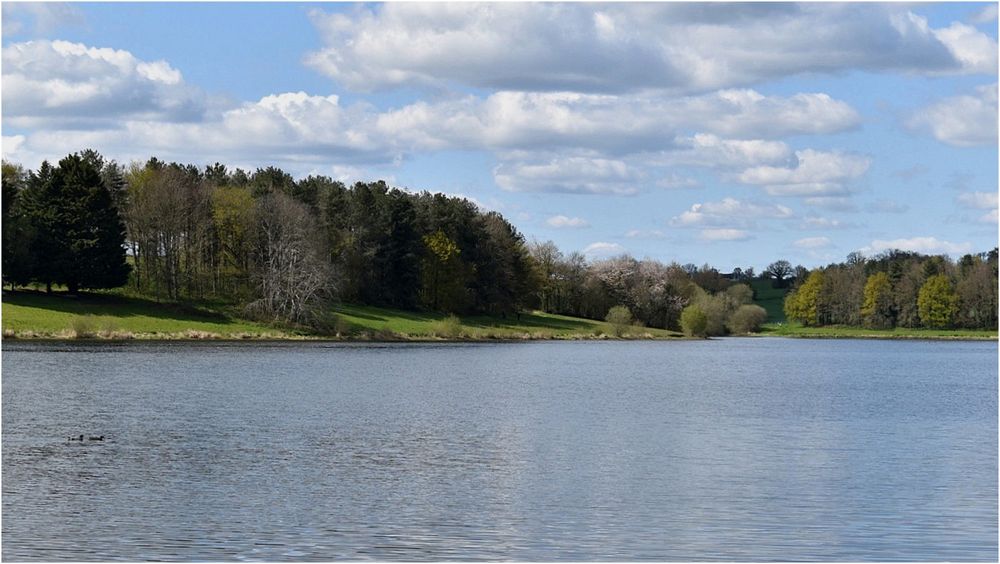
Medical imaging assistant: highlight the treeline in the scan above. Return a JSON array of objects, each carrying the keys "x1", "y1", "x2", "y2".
[
  {"x1": 784, "y1": 250, "x2": 998, "y2": 330},
  {"x1": 5, "y1": 151, "x2": 994, "y2": 334},
  {"x1": 2, "y1": 151, "x2": 774, "y2": 335}
]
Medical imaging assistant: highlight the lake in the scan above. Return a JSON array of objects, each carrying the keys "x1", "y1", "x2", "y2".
[{"x1": 2, "y1": 338, "x2": 997, "y2": 561}]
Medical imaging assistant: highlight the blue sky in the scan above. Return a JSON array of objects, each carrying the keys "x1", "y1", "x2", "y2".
[{"x1": 2, "y1": 2, "x2": 997, "y2": 271}]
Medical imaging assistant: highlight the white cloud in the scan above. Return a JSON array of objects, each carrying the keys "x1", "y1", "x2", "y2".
[
  {"x1": 582, "y1": 241, "x2": 627, "y2": 259},
  {"x1": 957, "y1": 191, "x2": 999, "y2": 224},
  {"x1": 374, "y1": 89, "x2": 859, "y2": 156},
  {"x1": 494, "y1": 156, "x2": 642, "y2": 195},
  {"x1": 700, "y1": 229, "x2": 752, "y2": 242},
  {"x1": 798, "y1": 216, "x2": 857, "y2": 230},
  {"x1": 934, "y1": 22, "x2": 998, "y2": 74},
  {"x1": 794, "y1": 236, "x2": 832, "y2": 249},
  {"x1": 1, "y1": 135, "x2": 27, "y2": 162},
  {"x1": 969, "y1": 4, "x2": 999, "y2": 25},
  {"x1": 305, "y1": 4, "x2": 995, "y2": 94},
  {"x1": 2, "y1": 3, "x2": 84, "y2": 36},
  {"x1": 803, "y1": 197, "x2": 859, "y2": 212},
  {"x1": 657, "y1": 173, "x2": 701, "y2": 190},
  {"x1": 862, "y1": 236, "x2": 973, "y2": 256},
  {"x1": 546, "y1": 215, "x2": 590, "y2": 229},
  {"x1": 2, "y1": 40, "x2": 206, "y2": 126},
  {"x1": 624, "y1": 229, "x2": 666, "y2": 239},
  {"x1": 908, "y1": 83, "x2": 998, "y2": 147},
  {"x1": 957, "y1": 191, "x2": 999, "y2": 209},
  {"x1": 671, "y1": 197, "x2": 793, "y2": 228},
  {"x1": 665, "y1": 134, "x2": 792, "y2": 169},
  {"x1": 738, "y1": 149, "x2": 871, "y2": 196}
]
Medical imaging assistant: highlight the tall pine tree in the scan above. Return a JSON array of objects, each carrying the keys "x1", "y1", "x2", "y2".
[{"x1": 21, "y1": 152, "x2": 130, "y2": 293}]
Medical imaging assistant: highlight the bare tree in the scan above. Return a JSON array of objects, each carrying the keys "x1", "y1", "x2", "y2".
[{"x1": 246, "y1": 193, "x2": 335, "y2": 326}]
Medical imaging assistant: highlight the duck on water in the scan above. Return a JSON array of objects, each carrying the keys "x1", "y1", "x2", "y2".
[{"x1": 67, "y1": 435, "x2": 105, "y2": 442}]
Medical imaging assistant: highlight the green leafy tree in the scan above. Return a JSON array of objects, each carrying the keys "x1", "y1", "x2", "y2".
[
  {"x1": 680, "y1": 304, "x2": 708, "y2": 337},
  {"x1": 764, "y1": 259, "x2": 794, "y2": 288},
  {"x1": 784, "y1": 270, "x2": 824, "y2": 326},
  {"x1": 861, "y1": 271, "x2": 895, "y2": 329},
  {"x1": 917, "y1": 274, "x2": 959, "y2": 329}
]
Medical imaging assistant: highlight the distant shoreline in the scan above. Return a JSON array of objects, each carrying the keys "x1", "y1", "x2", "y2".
[{"x1": 4, "y1": 291, "x2": 995, "y2": 344}]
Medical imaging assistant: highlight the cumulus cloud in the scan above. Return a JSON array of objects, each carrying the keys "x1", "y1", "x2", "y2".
[
  {"x1": 908, "y1": 83, "x2": 998, "y2": 146},
  {"x1": 665, "y1": 134, "x2": 792, "y2": 169},
  {"x1": 957, "y1": 191, "x2": 999, "y2": 223},
  {"x1": 700, "y1": 229, "x2": 752, "y2": 242},
  {"x1": 738, "y1": 149, "x2": 871, "y2": 196},
  {"x1": 546, "y1": 215, "x2": 590, "y2": 228},
  {"x1": 862, "y1": 236, "x2": 973, "y2": 256},
  {"x1": 671, "y1": 197, "x2": 793, "y2": 228},
  {"x1": 494, "y1": 156, "x2": 642, "y2": 195},
  {"x1": 582, "y1": 241, "x2": 627, "y2": 259},
  {"x1": 2, "y1": 40, "x2": 206, "y2": 126},
  {"x1": 305, "y1": 4, "x2": 995, "y2": 94},
  {"x1": 4, "y1": 91, "x2": 401, "y2": 172},
  {"x1": 375, "y1": 89, "x2": 860, "y2": 156},
  {"x1": 794, "y1": 236, "x2": 832, "y2": 249}
]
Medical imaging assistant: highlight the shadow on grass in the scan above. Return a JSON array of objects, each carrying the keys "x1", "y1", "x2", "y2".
[
  {"x1": 462, "y1": 312, "x2": 596, "y2": 332},
  {"x1": 3, "y1": 290, "x2": 233, "y2": 324}
]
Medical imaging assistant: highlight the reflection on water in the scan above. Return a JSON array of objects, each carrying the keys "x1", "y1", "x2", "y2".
[{"x1": 3, "y1": 339, "x2": 997, "y2": 561}]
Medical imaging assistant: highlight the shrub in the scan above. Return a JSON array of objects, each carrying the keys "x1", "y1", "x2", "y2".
[
  {"x1": 727, "y1": 304, "x2": 768, "y2": 334},
  {"x1": 70, "y1": 315, "x2": 97, "y2": 338},
  {"x1": 97, "y1": 316, "x2": 122, "y2": 338},
  {"x1": 680, "y1": 305, "x2": 708, "y2": 337},
  {"x1": 431, "y1": 314, "x2": 463, "y2": 338},
  {"x1": 605, "y1": 305, "x2": 634, "y2": 337}
]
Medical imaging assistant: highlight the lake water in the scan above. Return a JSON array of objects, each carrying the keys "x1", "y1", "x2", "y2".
[{"x1": 2, "y1": 338, "x2": 997, "y2": 561}]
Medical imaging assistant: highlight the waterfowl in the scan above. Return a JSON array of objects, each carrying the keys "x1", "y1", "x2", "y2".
[
  {"x1": 88, "y1": 436, "x2": 105, "y2": 441},
  {"x1": 69, "y1": 434, "x2": 84, "y2": 441}
]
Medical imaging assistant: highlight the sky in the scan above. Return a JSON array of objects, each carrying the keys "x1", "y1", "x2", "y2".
[{"x1": 2, "y1": 2, "x2": 998, "y2": 272}]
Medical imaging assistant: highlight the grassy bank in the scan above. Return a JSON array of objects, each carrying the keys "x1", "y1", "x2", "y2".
[
  {"x1": 1, "y1": 291, "x2": 283, "y2": 339},
  {"x1": 1, "y1": 291, "x2": 682, "y2": 341},
  {"x1": 331, "y1": 303, "x2": 681, "y2": 340},
  {"x1": 760, "y1": 321, "x2": 997, "y2": 340}
]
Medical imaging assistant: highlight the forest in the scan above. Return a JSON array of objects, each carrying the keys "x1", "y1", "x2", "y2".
[{"x1": 2, "y1": 151, "x2": 997, "y2": 336}]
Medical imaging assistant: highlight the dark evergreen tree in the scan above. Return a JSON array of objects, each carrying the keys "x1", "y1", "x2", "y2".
[
  {"x1": 2, "y1": 161, "x2": 35, "y2": 287},
  {"x1": 21, "y1": 153, "x2": 130, "y2": 293}
]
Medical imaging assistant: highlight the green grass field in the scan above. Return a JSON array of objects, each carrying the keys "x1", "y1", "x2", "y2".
[
  {"x1": 2, "y1": 291, "x2": 279, "y2": 339},
  {"x1": 750, "y1": 279, "x2": 788, "y2": 323},
  {"x1": 760, "y1": 320, "x2": 997, "y2": 340},
  {"x1": 2, "y1": 291, "x2": 683, "y2": 340},
  {"x1": 331, "y1": 303, "x2": 682, "y2": 339}
]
